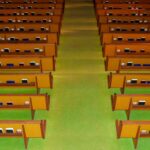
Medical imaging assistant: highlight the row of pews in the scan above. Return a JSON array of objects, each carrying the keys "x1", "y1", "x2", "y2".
[
  {"x1": 94, "y1": 0, "x2": 150, "y2": 149},
  {"x1": 0, "y1": 0, "x2": 64, "y2": 149}
]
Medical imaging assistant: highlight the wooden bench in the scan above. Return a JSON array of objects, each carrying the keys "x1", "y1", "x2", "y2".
[
  {"x1": 0, "y1": 56, "x2": 55, "y2": 72},
  {"x1": 103, "y1": 43, "x2": 150, "y2": 57},
  {"x1": 20, "y1": 3, "x2": 64, "y2": 9},
  {"x1": 112, "y1": 94, "x2": 150, "y2": 119},
  {"x1": 95, "y1": 3, "x2": 150, "y2": 9},
  {"x1": 0, "y1": 23, "x2": 60, "y2": 35},
  {"x1": 95, "y1": 0, "x2": 150, "y2": 4},
  {"x1": 99, "y1": 23, "x2": 150, "y2": 33},
  {"x1": 0, "y1": 3, "x2": 64, "y2": 9},
  {"x1": 108, "y1": 73, "x2": 150, "y2": 94},
  {"x1": 0, "y1": 9, "x2": 63, "y2": 16},
  {"x1": 29, "y1": 0, "x2": 65, "y2": 3},
  {"x1": 98, "y1": 16, "x2": 150, "y2": 24},
  {"x1": 0, "y1": 33, "x2": 58, "y2": 44},
  {"x1": 96, "y1": 9, "x2": 150, "y2": 16},
  {"x1": 0, "y1": 73, "x2": 53, "y2": 93},
  {"x1": 0, "y1": 16, "x2": 62, "y2": 24},
  {"x1": 0, "y1": 94, "x2": 50, "y2": 119},
  {"x1": 0, "y1": 120, "x2": 46, "y2": 149},
  {"x1": 101, "y1": 33, "x2": 150, "y2": 44},
  {"x1": 116, "y1": 120, "x2": 150, "y2": 149},
  {"x1": 0, "y1": 43, "x2": 57, "y2": 57},
  {"x1": 1, "y1": 0, "x2": 64, "y2": 3},
  {"x1": 106, "y1": 57, "x2": 150, "y2": 73}
]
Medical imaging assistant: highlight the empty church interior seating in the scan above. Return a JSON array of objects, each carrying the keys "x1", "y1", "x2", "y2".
[
  {"x1": 103, "y1": 43, "x2": 150, "y2": 57},
  {"x1": 94, "y1": 0, "x2": 150, "y2": 149},
  {"x1": 0, "y1": 73, "x2": 53, "y2": 92},
  {"x1": 0, "y1": 15, "x2": 62, "y2": 24},
  {"x1": 0, "y1": 33, "x2": 59, "y2": 44},
  {"x1": 98, "y1": 15, "x2": 150, "y2": 24},
  {"x1": 0, "y1": 43, "x2": 57, "y2": 57},
  {"x1": 106, "y1": 57, "x2": 150, "y2": 72},
  {"x1": 0, "y1": 94, "x2": 50, "y2": 119},
  {"x1": 101, "y1": 33, "x2": 150, "y2": 44},
  {"x1": 99, "y1": 23, "x2": 150, "y2": 33},
  {"x1": 116, "y1": 120, "x2": 150, "y2": 149},
  {"x1": 0, "y1": 0, "x2": 64, "y2": 148},
  {"x1": 95, "y1": 3, "x2": 150, "y2": 10},
  {"x1": 0, "y1": 120, "x2": 46, "y2": 149},
  {"x1": 112, "y1": 94, "x2": 150, "y2": 119},
  {"x1": 95, "y1": 0, "x2": 150, "y2": 4}
]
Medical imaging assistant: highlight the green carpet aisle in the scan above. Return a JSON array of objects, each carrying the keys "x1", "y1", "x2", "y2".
[
  {"x1": 45, "y1": 0, "x2": 150, "y2": 149},
  {"x1": 0, "y1": 0, "x2": 150, "y2": 150},
  {"x1": 41, "y1": 0, "x2": 130, "y2": 150}
]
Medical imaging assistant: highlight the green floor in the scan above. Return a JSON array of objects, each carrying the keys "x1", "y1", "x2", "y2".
[{"x1": 1, "y1": 0, "x2": 150, "y2": 150}]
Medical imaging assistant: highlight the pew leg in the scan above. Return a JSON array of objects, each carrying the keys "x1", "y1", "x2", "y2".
[
  {"x1": 111, "y1": 95, "x2": 115, "y2": 111},
  {"x1": 116, "y1": 120, "x2": 122, "y2": 138},
  {"x1": 40, "y1": 120, "x2": 46, "y2": 139},
  {"x1": 126, "y1": 99, "x2": 132, "y2": 120},
  {"x1": 116, "y1": 70, "x2": 120, "y2": 74},
  {"x1": 133, "y1": 138, "x2": 139, "y2": 149},
  {"x1": 125, "y1": 110, "x2": 131, "y2": 120},
  {"x1": 22, "y1": 125, "x2": 29, "y2": 149},
  {"x1": 24, "y1": 137, "x2": 29, "y2": 149},
  {"x1": 120, "y1": 88, "x2": 125, "y2": 94},
  {"x1": 36, "y1": 88, "x2": 40, "y2": 94},
  {"x1": 133, "y1": 126, "x2": 140, "y2": 149},
  {"x1": 31, "y1": 109, "x2": 35, "y2": 120}
]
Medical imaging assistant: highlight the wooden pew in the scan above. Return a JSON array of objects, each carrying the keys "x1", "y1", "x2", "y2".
[
  {"x1": 108, "y1": 73, "x2": 150, "y2": 94},
  {"x1": 0, "y1": 94, "x2": 50, "y2": 119},
  {"x1": 96, "y1": 9, "x2": 150, "y2": 16},
  {"x1": 0, "y1": 43, "x2": 57, "y2": 57},
  {"x1": 0, "y1": 3, "x2": 64, "y2": 9},
  {"x1": 0, "y1": 9, "x2": 63, "y2": 16},
  {"x1": 0, "y1": 33, "x2": 58, "y2": 44},
  {"x1": 95, "y1": 3, "x2": 150, "y2": 9},
  {"x1": 0, "y1": 2, "x2": 65, "y2": 15},
  {"x1": 0, "y1": 23, "x2": 60, "y2": 34},
  {"x1": 0, "y1": 16, "x2": 61, "y2": 24},
  {"x1": 0, "y1": 73, "x2": 53, "y2": 93},
  {"x1": 95, "y1": 0, "x2": 150, "y2": 4},
  {"x1": 99, "y1": 23, "x2": 150, "y2": 33},
  {"x1": 23, "y1": 3, "x2": 64, "y2": 8},
  {"x1": 106, "y1": 57, "x2": 150, "y2": 73},
  {"x1": 0, "y1": 57, "x2": 55, "y2": 72},
  {"x1": 103, "y1": 43, "x2": 150, "y2": 57},
  {"x1": 116, "y1": 120, "x2": 150, "y2": 149},
  {"x1": 98, "y1": 16, "x2": 150, "y2": 24},
  {"x1": 101, "y1": 33, "x2": 150, "y2": 44},
  {"x1": 30, "y1": 0, "x2": 65, "y2": 3},
  {"x1": 112, "y1": 94, "x2": 150, "y2": 119},
  {"x1": 2, "y1": 0, "x2": 65, "y2": 3},
  {"x1": 0, "y1": 120, "x2": 46, "y2": 149}
]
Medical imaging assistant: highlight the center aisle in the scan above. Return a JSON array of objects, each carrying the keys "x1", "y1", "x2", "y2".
[{"x1": 42, "y1": 0, "x2": 131, "y2": 150}]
